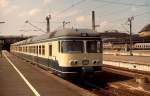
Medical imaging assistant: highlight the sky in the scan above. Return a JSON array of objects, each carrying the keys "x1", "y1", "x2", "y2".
[{"x1": 0, "y1": 0, "x2": 150, "y2": 36}]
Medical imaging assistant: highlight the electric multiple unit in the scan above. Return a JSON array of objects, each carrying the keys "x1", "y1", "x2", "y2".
[{"x1": 10, "y1": 29, "x2": 103, "y2": 78}]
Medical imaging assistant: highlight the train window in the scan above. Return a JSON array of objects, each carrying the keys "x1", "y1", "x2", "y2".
[
  {"x1": 42, "y1": 45, "x2": 45, "y2": 55},
  {"x1": 86, "y1": 41, "x2": 98, "y2": 53},
  {"x1": 33, "y1": 46, "x2": 35, "y2": 53},
  {"x1": 31, "y1": 46, "x2": 33, "y2": 53},
  {"x1": 31, "y1": 46, "x2": 32, "y2": 53},
  {"x1": 26, "y1": 46, "x2": 28, "y2": 52},
  {"x1": 30, "y1": 46, "x2": 31, "y2": 53},
  {"x1": 39, "y1": 45, "x2": 41, "y2": 55},
  {"x1": 28, "y1": 46, "x2": 29, "y2": 53},
  {"x1": 58, "y1": 41, "x2": 60, "y2": 52},
  {"x1": 29, "y1": 46, "x2": 31, "y2": 53},
  {"x1": 61, "y1": 41, "x2": 84, "y2": 53},
  {"x1": 49, "y1": 45, "x2": 52, "y2": 56},
  {"x1": 32, "y1": 46, "x2": 34, "y2": 53},
  {"x1": 36, "y1": 46, "x2": 38, "y2": 54},
  {"x1": 23, "y1": 46, "x2": 25, "y2": 52},
  {"x1": 97, "y1": 41, "x2": 102, "y2": 53}
]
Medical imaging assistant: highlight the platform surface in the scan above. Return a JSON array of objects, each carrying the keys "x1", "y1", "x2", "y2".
[
  {"x1": 0, "y1": 51, "x2": 83, "y2": 96},
  {"x1": 103, "y1": 54, "x2": 150, "y2": 65}
]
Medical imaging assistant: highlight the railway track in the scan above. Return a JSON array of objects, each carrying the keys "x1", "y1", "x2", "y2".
[
  {"x1": 67, "y1": 70, "x2": 150, "y2": 96},
  {"x1": 71, "y1": 79, "x2": 141, "y2": 96}
]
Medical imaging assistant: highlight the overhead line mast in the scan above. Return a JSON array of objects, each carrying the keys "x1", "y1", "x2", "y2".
[
  {"x1": 128, "y1": 16, "x2": 134, "y2": 56},
  {"x1": 92, "y1": 11, "x2": 96, "y2": 31},
  {"x1": 46, "y1": 14, "x2": 51, "y2": 33}
]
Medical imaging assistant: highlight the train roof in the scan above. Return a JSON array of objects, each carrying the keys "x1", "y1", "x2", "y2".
[{"x1": 12, "y1": 28, "x2": 101, "y2": 45}]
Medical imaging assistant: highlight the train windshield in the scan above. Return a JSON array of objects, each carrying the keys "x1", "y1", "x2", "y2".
[
  {"x1": 86, "y1": 41, "x2": 101, "y2": 53},
  {"x1": 61, "y1": 41, "x2": 84, "y2": 53}
]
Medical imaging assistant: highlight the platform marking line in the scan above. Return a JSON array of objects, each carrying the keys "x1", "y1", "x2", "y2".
[{"x1": 3, "y1": 52, "x2": 41, "y2": 96}]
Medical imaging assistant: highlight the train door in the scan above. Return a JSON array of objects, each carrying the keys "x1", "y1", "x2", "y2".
[
  {"x1": 48, "y1": 44, "x2": 56, "y2": 60},
  {"x1": 48, "y1": 44, "x2": 52, "y2": 59},
  {"x1": 48, "y1": 43, "x2": 57, "y2": 70},
  {"x1": 48, "y1": 44, "x2": 52, "y2": 67}
]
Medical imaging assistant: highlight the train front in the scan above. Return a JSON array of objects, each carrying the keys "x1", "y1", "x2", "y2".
[{"x1": 57, "y1": 32, "x2": 102, "y2": 78}]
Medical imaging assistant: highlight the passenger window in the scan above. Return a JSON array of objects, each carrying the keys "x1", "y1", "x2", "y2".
[
  {"x1": 36, "y1": 46, "x2": 38, "y2": 54},
  {"x1": 49, "y1": 45, "x2": 52, "y2": 56},
  {"x1": 42, "y1": 45, "x2": 45, "y2": 55},
  {"x1": 58, "y1": 41, "x2": 60, "y2": 52}
]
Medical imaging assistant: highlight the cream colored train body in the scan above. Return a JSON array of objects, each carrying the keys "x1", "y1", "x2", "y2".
[{"x1": 10, "y1": 29, "x2": 103, "y2": 77}]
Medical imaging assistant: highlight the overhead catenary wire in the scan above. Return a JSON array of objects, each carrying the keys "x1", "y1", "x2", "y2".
[
  {"x1": 54, "y1": 0, "x2": 124, "y2": 28},
  {"x1": 25, "y1": 21, "x2": 46, "y2": 33},
  {"x1": 63, "y1": 0, "x2": 148, "y2": 21},
  {"x1": 59, "y1": 0, "x2": 148, "y2": 24},
  {"x1": 106, "y1": 11, "x2": 150, "y2": 23},
  {"x1": 62, "y1": 3, "x2": 109, "y2": 20},
  {"x1": 94, "y1": 0, "x2": 149, "y2": 7},
  {"x1": 22, "y1": 1, "x2": 149, "y2": 33},
  {"x1": 55, "y1": 0, "x2": 88, "y2": 16},
  {"x1": 99, "y1": 10, "x2": 150, "y2": 32}
]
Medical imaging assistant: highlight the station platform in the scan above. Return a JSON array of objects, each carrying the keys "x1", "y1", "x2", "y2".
[
  {"x1": 103, "y1": 54, "x2": 150, "y2": 65},
  {"x1": 104, "y1": 50, "x2": 150, "y2": 57},
  {"x1": 103, "y1": 53, "x2": 150, "y2": 76},
  {"x1": 0, "y1": 51, "x2": 94, "y2": 96},
  {"x1": 103, "y1": 54, "x2": 150, "y2": 96}
]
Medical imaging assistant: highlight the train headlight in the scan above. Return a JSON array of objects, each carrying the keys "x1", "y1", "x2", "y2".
[
  {"x1": 93, "y1": 61, "x2": 97, "y2": 64},
  {"x1": 70, "y1": 61, "x2": 74, "y2": 65},
  {"x1": 74, "y1": 60, "x2": 78, "y2": 65},
  {"x1": 93, "y1": 60, "x2": 100, "y2": 65},
  {"x1": 70, "y1": 60, "x2": 79, "y2": 65},
  {"x1": 82, "y1": 60, "x2": 89, "y2": 65}
]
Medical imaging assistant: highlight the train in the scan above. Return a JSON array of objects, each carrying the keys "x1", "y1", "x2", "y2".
[{"x1": 10, "y1": 29, "x2": 103, "y2": 78}]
